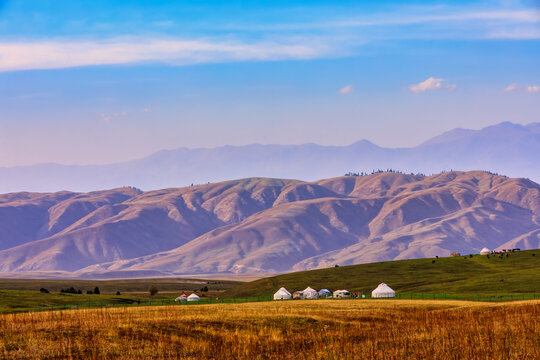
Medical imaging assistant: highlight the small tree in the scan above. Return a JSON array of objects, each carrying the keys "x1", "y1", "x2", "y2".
[
  {"x1": 39, "y1": 288, "x2": 49, "y2": 293},
  {"x1": 86, "y1": 290, "x2": 93, "y2": 294},
  {"x1": 116, "y1": 291, "x2": 121, "y2": 295},
  {"x1": 94, "y1": 286, "x2": 100, "y2": 295},
  {"x1": 200, "y1": 286, "x2": 209, "y2": 292},
  {"x1": 148, "y1": 285, "x2": 158, "y2": 296}
]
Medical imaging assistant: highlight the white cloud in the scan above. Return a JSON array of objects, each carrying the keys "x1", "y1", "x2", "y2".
[
  {"x1": 0, "y1": 38, "x2": 332, "y2": 72},
  {"x1": 504, "y1": 83, "x2": 518, "y2": 92},
  {"x1": 409, "y1": 77, "x2": 456, "y2": 93},
  {"x1": 526, "y1": 85, "x2": 539, "y2": 93},
  {"x1": 99, "y1": 111, "x2": 128, "y2": 122},
  {"x1": 232, "y1": 8, "x2": 540, "y2": 40},
  {"x1": 339, "y1": 84, "x2": 354, "y2": 95},
  {"x1": 142, "y1": 108, "x2": 152, "y2": 113}
]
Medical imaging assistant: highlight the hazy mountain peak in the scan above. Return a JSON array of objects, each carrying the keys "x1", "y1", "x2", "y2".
[{"x1": 0, "y1": 121, "x2": 539, "y2": 193}]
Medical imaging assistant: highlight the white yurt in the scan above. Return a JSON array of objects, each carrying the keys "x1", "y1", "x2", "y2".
[
  {"x1": 333, "y1": 290, "x2": 350, "y2": 298},
  {"x1": 303, "y1": 287, "x2": 319, "y2": 299},
  {"x1": 480, "y1": 247, "x2": 491, "y2": 255},
  {"x1": 273, "y1": 287, "x2": 292, "y2": 300},
  {"x1": 371, "y1": 283, "x2": 395, "y2": 298},
  {"x1": 187, "y1": 293, "x2": 200, "y2": 301},
  {"x1": 318, "y1": 289, "x2": 331, "y2": 297}
]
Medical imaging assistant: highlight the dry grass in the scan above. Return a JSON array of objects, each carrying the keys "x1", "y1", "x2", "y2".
[{"x1": 0, "y1": 300, "x2": 538, "y2": 359}]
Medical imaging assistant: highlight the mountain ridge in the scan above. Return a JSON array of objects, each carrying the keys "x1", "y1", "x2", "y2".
[
  {"x1": 0, "y1": 170, "x2": 538, "y2": 278},
  {"x1": 0, "y1": 121, "x2": 539, "y2": 193}
]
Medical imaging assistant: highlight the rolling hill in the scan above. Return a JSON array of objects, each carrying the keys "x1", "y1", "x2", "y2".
[
  {"x1": 223, "y1": 249, "x2": 540, "y2": 297},
  {"x1": 0, "y1": 170, "x2": 538, "y2": 278},
  {"x1": 0, "y1": 121, "x2": 539, "y2": 193}
]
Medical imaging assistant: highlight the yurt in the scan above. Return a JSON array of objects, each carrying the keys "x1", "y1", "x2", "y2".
[
  {"x1": 174, "y1": 294, "x2": 187, "y2": 303},
  {"x1": 273, "y1": 287, "x2": 292, "y2": 300},
  {"x1": 187, "y1": 293, "x2": 200, "y2": 301},
  {"x1": 333, "y1": 290, "x2": 350, "y2": 299},
  {"x1": 293, "y1": 291, "x2": 304, "y2": 300},
  {"x1": 318, "y1": 289, "x2": 331, "y2": 297},
  {"x1": 303, "y1": 287, "x2": 319, "y2": 299},
  {"x1": 480, "y1": 247, "x2": 491, "y2": 255},
  {"x1": 371, "y1": 283, "x2": 395, "y2": 298}
]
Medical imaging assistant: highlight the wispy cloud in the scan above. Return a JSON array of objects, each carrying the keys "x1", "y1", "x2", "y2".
[
  {"x1": 409, "y1": 77, "x2": 456, "y2": 93},
  {"x1": 526, "y1": 85, "x2": 539, "y2": 93},
  {"x1": 0, "y1": 38, "x2": 332, "y2": 72},
  {"x1": 339, "y1": 84, "x2": 354, "y2": 95},
  {"x1": 99, "y1": 111, "x2": 128, "y2": 122},
  {"x1": 142, "y1": 108, "x2": 152, "y2": 113},
  {"x1": 504, "y1": 83, "x2": 518, "y2": 92},
  {"x1": 224, "y1": 7, "x2": 540, "y2": 40}
]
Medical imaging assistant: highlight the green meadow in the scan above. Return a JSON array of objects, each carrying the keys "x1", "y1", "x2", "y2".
[{"x1": 224, "y1": 249, "x2": 540, "y2": 298}]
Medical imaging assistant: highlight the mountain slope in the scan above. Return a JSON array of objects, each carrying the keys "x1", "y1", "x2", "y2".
[
  {"x1": 0, "y1": 171, "x2": 538, "y2": 277},
  {"x1": 0, "y1": 121, "x2": 538, "y2": 193},
  {"x1": 222, "y1": 249, "x2": 540, "y2": 298}
]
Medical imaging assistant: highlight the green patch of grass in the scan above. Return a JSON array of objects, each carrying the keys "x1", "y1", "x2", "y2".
[
  {"x1": 0, "y1": 277, "x2": 242, "y2": 294},
  {"x1": 223, "y1": 249, "x2": 540, "y2": 298},
  {"x1": 0, "y1": 277, "x2": 244, "y2": 313}
]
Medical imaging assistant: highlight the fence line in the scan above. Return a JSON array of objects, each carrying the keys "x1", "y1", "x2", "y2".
[{"x1": 6, "y1": 292, "x2": 539, "y2": 315}]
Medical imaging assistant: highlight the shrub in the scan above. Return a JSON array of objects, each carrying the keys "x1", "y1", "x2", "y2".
[
  {"x1": 94, "y1": 287, "x2": 100, "y2": 295},
  {"x1": 39, "y1": 288, "x2": 49, "y2": 293},
  {"x1": 61, "y1": 287, "x2": 78, "y2": 294},
  {"x1": 148, "y1": 285, "x2": 158, "y2": 296},
  {"x1": 116, "y1": 291, "x2": 121, "y2": 295}
]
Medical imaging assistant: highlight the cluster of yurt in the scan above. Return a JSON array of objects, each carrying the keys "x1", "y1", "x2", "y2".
[
  {"x1": 174, "y1": 293, "x2": 200, "y2": 302},
  {"x1": 273, "y1": 283, "x2": 396, "y2": 300}
]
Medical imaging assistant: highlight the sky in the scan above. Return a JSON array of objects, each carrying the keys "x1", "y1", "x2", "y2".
[{"x1": 0, "y1": 0, "x2": 539, "y2": 166}]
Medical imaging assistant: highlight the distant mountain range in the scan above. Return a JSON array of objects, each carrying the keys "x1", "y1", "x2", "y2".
[
  {"x1": 0, "y1": 121, "x2": 539, "y2": 193},
  {"x1": 0, "y1": 171, "x2": 538, "y2": 278}
]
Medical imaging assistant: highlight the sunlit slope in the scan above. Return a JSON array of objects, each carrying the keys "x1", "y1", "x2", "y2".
[
  {"x1": 0, "y1": 171, "x2": 539, "y2": 276},
  {"x1": 223, "y1": 249, "x2": 540, "y2": 297}
]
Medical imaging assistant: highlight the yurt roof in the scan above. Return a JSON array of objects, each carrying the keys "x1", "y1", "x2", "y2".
[
  {"x1": 303, "y1": 286, "x2": 317, "y2": 293},
  {"x1": 481, "y1": 247, "x2": 490, "y2": 252},
  {"x1": 372, "y1": 283, "x2": 395, "y2": 293},
  {"x1": 187, "y1": 293, "x2": 200, "y2": 299},
  {"x1": 276, "y1": 287, "x2": 291, "y2": 295}
]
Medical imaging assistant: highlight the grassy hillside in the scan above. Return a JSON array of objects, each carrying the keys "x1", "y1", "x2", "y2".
[
  {"x1": 0, "y1": 278, "x2": 243, "y2": 313},
  {"x1": 0, "y1": 277, "x2": 242, "y2": 294},
  {"x1": 223, "y1": 249, "x2": 540, "y2": 297}
]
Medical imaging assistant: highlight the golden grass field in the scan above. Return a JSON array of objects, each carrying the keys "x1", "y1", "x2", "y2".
[{"x1": 0, "y1": 299, "x2": 538, "y2": 359}]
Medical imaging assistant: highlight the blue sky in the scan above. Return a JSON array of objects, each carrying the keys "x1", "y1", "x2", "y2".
[{"x1": 0, "y1": 0, "x2": 539, "y2": 166}]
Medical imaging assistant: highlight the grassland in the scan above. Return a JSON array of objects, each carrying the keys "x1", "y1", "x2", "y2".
[
  {"x1": 0, "y1": 278, "x2": 243, "y2": 313},
  {"x1": 224, "y1": 249, "x2": 540, "y2": 298},
  {"x1": 0, "y1": 277, "x2": 242, "y2": 294},
  {"x1": 0, "y1": 299, "x2": 537, "y2": 359}
]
